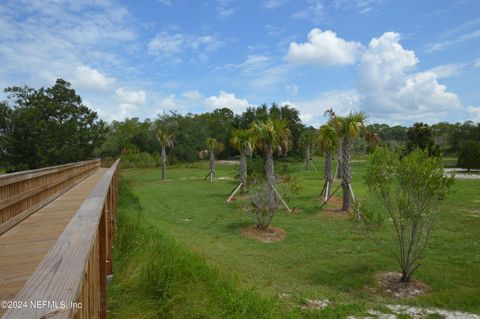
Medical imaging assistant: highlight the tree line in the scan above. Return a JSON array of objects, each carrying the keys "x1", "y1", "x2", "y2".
[{"x1": 1, "y1": 79, "x2": 480, "y2": 172}]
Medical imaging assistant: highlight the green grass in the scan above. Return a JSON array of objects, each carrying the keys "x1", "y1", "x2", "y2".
[{"x1": 108, "y1": 159, "x2": 480, "y2": 318}]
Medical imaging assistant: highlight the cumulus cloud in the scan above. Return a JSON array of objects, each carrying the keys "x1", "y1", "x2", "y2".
[
  {"x1": 357, "y1": 32, "x2": 461, "y2": 121},
  {"x1": 205, "y1": 91, "x2": 249, "y2": 113},
  {"x1": 182, "y1": 90, "x2": 203, "y2": 100},
  {"x1": 286, "y1": 29, "x2": 362, "y2": 66},
  {"x1": 216, "y1": 0, "x2": 235, "y2": 17},
  {"x1": 113, "y1": 88, "x2": 147, "y2": 120},
  {"x1": 466, "y1": 106, "x2": 480, "y2": 122},
  {"x1": 72, "y1": 65, "x2": 115, "y2": 90}
]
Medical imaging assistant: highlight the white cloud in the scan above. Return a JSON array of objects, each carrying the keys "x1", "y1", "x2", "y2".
[
  {"x1": 148, "y1": 32, "x2": 222, "y2": 59},
  {"x1": 425, "y1": 30, "x2": 480, "y2": 52},
  {"x1": 263, "y1": 0, "x2": 290, "y2": 9},
  {"x1": 357, "y1": 32, "x2": 461, "y2": 121},
  {"x1": 332, "y1": 0, "x2": 383, "y2": 14},
  {"x1": 205, "y1": 91, "x2": 249, "y2": 113},
  {"x1": 466, "y1": 106, "x2": 480, "y2": 122},
  {"x1": 474, "y1": 59, "x2": 480, "y2": 67},
  {"x1": 72, "y1": 65, "x2": 115, "y2": 90},
  {"x1": 291, "y1": 1, "x2": 325, "y2": 24},
  {"x1": 285, "y1": 84, "x2": 298, "y2": 95},
  {"x1": 115, "y1": 88, "x2": 146, "y2": 106},
  {"x1": 157, "y1": 0, "x2": 172, "y2": 5},
  {"x1": 427, "y1": 64, "x2": 462, "y2": 78},
  {"x1": 286, "y1": 29, "x2": 362, "y2": 66},
  {"x1": 182, "y1": 90, "x2": 203, "y2": 100},
  {"x1": 216, "y1": 0, "x2": 235, "y2": 17}
]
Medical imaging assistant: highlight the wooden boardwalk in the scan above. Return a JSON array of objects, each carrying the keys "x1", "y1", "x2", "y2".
[{"x1": 0, "y1": 168, "x2": 108, "y2": 316}]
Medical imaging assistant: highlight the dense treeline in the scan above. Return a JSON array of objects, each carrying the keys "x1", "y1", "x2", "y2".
[
  {"x1": 0, "y1": 79, "x2": 107, "y2": 172},
  {"x1": 1, "y1": 79, "x2": 480, "y2": 171}
]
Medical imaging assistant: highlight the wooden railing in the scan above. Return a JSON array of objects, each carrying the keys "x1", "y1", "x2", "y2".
[
  {"x1": 0, "y1": 159, "x2": 101, "y2": 235},
  {"x1": 1, "y1": 159, "x2": 120, "y2": 319}
]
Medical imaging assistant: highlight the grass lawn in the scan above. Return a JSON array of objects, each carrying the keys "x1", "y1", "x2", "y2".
[{"x1": 108, "y1": 158, "x2": 480, "y2": 318}]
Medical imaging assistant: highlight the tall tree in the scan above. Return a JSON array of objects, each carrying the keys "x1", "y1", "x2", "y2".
[
  {"x1": 2, "y1": 79, "x2": 106, "y2": 171},
  {"x1": 338, "y1": 112, "x2": 367, "y2": 211},
  {"x1": 230, "y1": 129, "x2": 254, "y2": 186},
  {"x1": 251, "y1": 119, "x2": 291, "y2": 212},
  {"x1": 405, "y1": 122, "x2": 440, "y2": 157},
  {"x1": 457, "y1": 140, "x2": 480, "y2": 172},
  {"x1": 318, "y1": 122, "x2": 338, "y2": 198},
  {"x1": 299, "y1": 128, "x2": 317, "y2": 171},
  {"x1": 206, "y1": 138, "x2": 224, "y2": 182},
  {"x1": 156, "y1": 126, "x2": 175, "y2": 180}
]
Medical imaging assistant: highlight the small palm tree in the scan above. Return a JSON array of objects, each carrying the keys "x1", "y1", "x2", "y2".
[
  {"x1": 156, "y1": 127, "x2": 175, "y2": 180},
  {"x1": 206, "y1": 138, "x2": 224, "y2": 182},
  {"x1": 251, "y1": 119, "x2": 291, "y2": 212},
  {"x1": 299, "y1": 128, "x2": 317, "y2": 171},
  {"x1": 318, "y1": 122, "x2": 338, "y2": 198},
  {"x1": 338, "y1": 112, "x2": 367, "y2": 211},
  {"x1": 230, "y1": 129, "x2": 254, "y2": 187}
]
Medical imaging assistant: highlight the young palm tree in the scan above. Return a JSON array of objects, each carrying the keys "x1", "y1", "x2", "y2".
[
  {"x1": 206, "y1": 138, "x2": 224, "y2": 182},
  {"x1": 156, "y1": 128, "x2": 175, "y2": 180},
  {"x1": 299, "y1": 129, "x2": 317, "y2": 171},
  {"x1": 338, "y1": 112, "x2": 367, "y2": 211},
  {"x1": 251, "y1": 119, "x2": 291, "y2": 212},
  {"x1": 230, "y1": 129, "x2": 254, "y2": 187},
  {"x1": 324, "y1": 108, "x2": 343, "y2": 179},
  {"x1": 318, "y1": 122, "x2": 338, "y2": 198}
]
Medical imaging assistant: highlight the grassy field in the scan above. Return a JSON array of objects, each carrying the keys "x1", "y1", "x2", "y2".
[{"x1": 108, "y1": 158, "x2": 480, "y2": 318}]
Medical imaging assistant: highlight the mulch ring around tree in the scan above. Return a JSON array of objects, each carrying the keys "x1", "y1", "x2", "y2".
[
  {"x1": 241, "y1": 225, "x2": 286, "y2": 243},
  {"x1": 318, "y1": 195, "x2": 350, "y2": 218},
  {"x1": 372, "y1": 272, "x2": 430, "y2": 298}
]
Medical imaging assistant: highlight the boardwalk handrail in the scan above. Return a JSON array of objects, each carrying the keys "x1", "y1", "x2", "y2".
[
  {"x1": 1, "y1": 159, "x2": 120, "y2": 319},
  {"x1": 0, "y1": 159, "x2": 100, "y2": 234}
]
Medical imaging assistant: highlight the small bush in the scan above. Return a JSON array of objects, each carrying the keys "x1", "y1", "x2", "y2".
[
  {"x1": 120, "y1": 152, "x2": 160, "y2": 168},
  {"x1": 244, "y1": 180, "x2": 274, "y2": 230}
]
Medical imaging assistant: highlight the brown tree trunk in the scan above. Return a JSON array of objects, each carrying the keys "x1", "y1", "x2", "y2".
[
  {"x1": 336, "y1": 146, "x2": 343, "y2": 178},
  {"x1": 239, "y1": 151, "x2": 247, "y2": 186},
  {"x1": 265, "y1": 147, "x2": 276, "y2": 212},
  {"x1": 161, "y1": 145, "x2": 166, "y2": 180},
  {"x1": 209, "y1": 150, "x2": 215, "y2": 182},
  {"x1": 325, "y1": 150, "x2": 332, "y2": 197},
  {"x1": 305, "y1": 144, "x2": 311, "y2": 171},
  {"x1": 341, "y1": 137, "x2": 351, "y2": 211}
]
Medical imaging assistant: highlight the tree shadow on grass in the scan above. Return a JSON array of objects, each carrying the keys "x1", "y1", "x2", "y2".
[{"x1": 223, "y1": 220, "x2": 251, "y2": 233}]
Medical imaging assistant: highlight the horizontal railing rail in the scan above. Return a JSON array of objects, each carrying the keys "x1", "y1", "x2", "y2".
[
  {"x1": 0, "y1": 159, "x2": 100, "y2": 234},
  {"x1": 1, "y1": 159, "x2": 120, "y2": 319}
]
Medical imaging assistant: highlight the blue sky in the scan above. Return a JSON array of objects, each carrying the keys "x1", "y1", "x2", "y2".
[{"x1": 0, "y1": 0, "x2": 479, "y2": 126}]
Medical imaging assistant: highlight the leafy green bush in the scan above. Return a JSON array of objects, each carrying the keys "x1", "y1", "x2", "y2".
[
  {"x1": 457, "y1": 139, "x2": 480, "y2": 171},
  {"x1": 120, "y1": 152, "x2": 160, "y2": 168}
]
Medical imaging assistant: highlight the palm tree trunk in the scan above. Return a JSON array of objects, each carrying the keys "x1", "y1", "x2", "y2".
[
  {"x1": 239, "y1": 151, "x2": 247, "y2": 186},
  {"x1": 209, "y1": 150, "x2": 215, "y2": 182},
  {"x1": 305, "y1": 144, "x2": 311, "y2": 171},
  {"x1": 265, "y1": 147, "x2": 276, "y2": 212},
  {"x1": 336, "y1": 146, "x2": 343, "y2": 178},
  {"x1": 325, "y1": 150, "x2": 332, "y2": 197},
  {"x1": 341, "y1": 137, "x2": 351, "y2": 211},
  {"x1": 161, "y1": 145, "x2": 166, "y2": 180}
]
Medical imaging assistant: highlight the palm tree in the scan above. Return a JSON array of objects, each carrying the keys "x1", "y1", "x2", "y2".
[
  {"x1": 338, "y1": 112, "x2": 367, "y2": 211},
  {"x1": 251, "y1": 119, "x2": 291, "y2": 212},
  {"x1": 206, "y1": 138, "x2": 224, "y2": 182},
  {"x1": 230, "y1": 129, "x2": 254, "y2": 187},
  {"x1": 299, "y1": 128, "x2": 317, "y2": 171},
  {"x1": 156, "y1": 127, "x2": 175, "y2": 180},
  {"x1": 324, "y1": 108, "x2": 343, "y2": 179},
  {"x1": 318, "y1": 122, "x2": 338, "y2": 198}
]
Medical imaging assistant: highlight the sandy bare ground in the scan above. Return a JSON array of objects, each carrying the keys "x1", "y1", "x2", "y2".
[{"x1": 445, "y1": 168, "x2": 480, "y2": 179}]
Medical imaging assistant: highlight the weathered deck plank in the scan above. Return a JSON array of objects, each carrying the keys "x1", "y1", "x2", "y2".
[{"x1": 0, "y1": 168, "x2": 108, "y2": 316}]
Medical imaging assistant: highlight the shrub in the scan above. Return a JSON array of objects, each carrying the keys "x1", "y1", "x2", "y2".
[
  {"x1": 120, "y1": 152, "x2": 160, "y2": 168},
  {"x1": 364, "y1": 147, "x2": 453, "y2": 282},
  {"x1": 457, "y1": 139, "x2": 480, "y2": 171},
  {"x1": 244, "y1": 180, "x2": 274, "y2": 230}
]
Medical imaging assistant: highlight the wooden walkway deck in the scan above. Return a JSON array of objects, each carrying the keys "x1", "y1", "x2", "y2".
[{"x1": 0, "y1": 168, "x2": 109, "y2": 316}]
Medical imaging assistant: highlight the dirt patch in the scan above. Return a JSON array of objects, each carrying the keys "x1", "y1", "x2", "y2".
[
  {"x1": 319, "y1": 195, "x2": 350, "y2": 218},
  {"x1": 217, "y1": 160, "x2": 239, "y2": 165},
  {"x1": 241, "y1": 225, "x2": 286, "y2": 243},
  {"x1": 374, "y1": 272, "x2": 429, "y2": 298}
]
